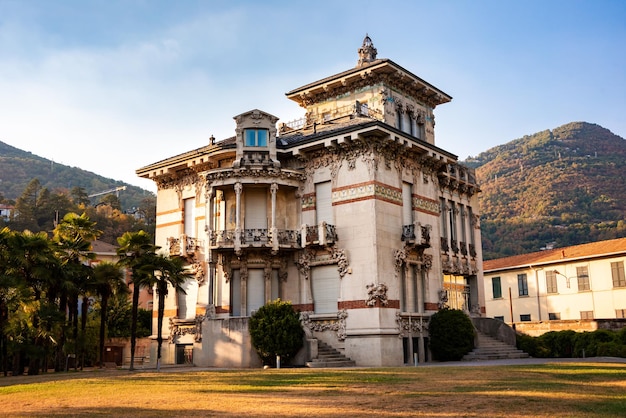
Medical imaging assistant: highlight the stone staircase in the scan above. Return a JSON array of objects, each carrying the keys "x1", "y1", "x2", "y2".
[
  {"x1": 463, "y1": 330, "x2": 530, "y2": 361},
  {"x1": 306, "y1": 341, "x2": 356, "y2": 368}
]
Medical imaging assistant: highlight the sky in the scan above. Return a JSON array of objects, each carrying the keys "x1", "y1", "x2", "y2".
[{"x1": 1, "y1": 0, "x2": 625, "y2": 192}]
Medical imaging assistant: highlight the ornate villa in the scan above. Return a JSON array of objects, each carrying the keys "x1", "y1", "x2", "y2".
[{"x1": 136, "y1": 36, "x2": 484, "y2": 367}]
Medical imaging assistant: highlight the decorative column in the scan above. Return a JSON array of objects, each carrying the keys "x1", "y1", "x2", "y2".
[
  {"x1": 270, "y1": 183, "x2": 278, "y2": 252},
  {"x1": 234, "y1": 182, "x2": 242, "y2": 254}
]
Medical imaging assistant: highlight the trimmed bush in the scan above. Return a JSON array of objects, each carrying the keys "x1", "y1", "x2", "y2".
[
  {"x1": 248, "y1": 299, "x2": 304, "y2": 367},
  {"x1": 428, "y1": 309, "x2": 475, "y2": 361}
]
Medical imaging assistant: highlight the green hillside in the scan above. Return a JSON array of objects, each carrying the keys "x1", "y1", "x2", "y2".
[
  {"x1": 0, "y1": 140, "x2": 153, "y2": 210},
  {"x1": 466, "y1": 122, "x2": 626, "y2": 259}
]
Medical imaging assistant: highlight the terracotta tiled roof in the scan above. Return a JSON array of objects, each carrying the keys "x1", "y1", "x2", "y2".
[
  {"x1": 91, "y1": 239, "x2": 118, "y2": 254},
  {"x1": 483, "y1": 237, "x2": 626, "y2": 272}
]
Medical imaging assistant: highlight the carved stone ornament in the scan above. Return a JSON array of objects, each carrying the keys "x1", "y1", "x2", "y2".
[
  {"x1": 191, "y1": 260, "x2": 206, "y2": 286},
  {"x1": 300, "y1": 310, "x2": 348, "y2": 341},
  {"x1": 366, "y1": 283, "x2": 389, "y2": 307},
  {"x1": 438, "y1": 289, "x2": 449, "y2": 310},
  {"x1": 396, "y1": 312, "x2": 429, "y2": 338}
]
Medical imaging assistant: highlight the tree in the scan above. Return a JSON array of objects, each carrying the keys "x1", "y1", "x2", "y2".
[
  {"x1": 12, "y1": 178, "x2": 41, "y2": 231},
  {"x1": 70, "y1": 187, "x2": 91, "y2": 207},
  {"x1": 92, "y1": 262, "x2": 127, "y2": 367},
  {"x1": 116, "y1": 230, "x2": 157, "y2": 371},
  {"x1": 248, "y1": 299, "x2": 304, "y2": 367},
  {"x1": 52, "y1": 212, "x2": 101, "y2": 371},
  {"x1": 428, "y1": 309, "x2": 475, "y2": 361},
  {"x1": 5, "y1": 230, "x2": 61, "y2": 374},
  {"x1": 152, "y1": 255, "x2": 190, "y2": 371}
]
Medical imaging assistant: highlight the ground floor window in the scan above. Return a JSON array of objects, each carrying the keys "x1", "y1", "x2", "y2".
[
  {"x1": 311, "y1": 265, "x2": 340, "y2": 314},
  {"x1": 580, "y1": 311, "x2": 594, "y2": 320},
  {"x1": 520, "y1": 314, "x2": 531, "y2": 322},
  {"x1": 176, "y1": 344, "x2": 193, "y2": 365},
  {"x1": 548, "y1": 312, "x2": 561, "y2": 320}
]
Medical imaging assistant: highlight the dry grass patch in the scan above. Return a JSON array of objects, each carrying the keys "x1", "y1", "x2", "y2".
[{"x1": 0, "y1": 362, "x2": 625, "y2": 417}]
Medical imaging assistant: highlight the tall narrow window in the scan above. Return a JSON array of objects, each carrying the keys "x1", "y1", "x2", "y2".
[
  {"x1": 611, "y1": 261, "x2": 626, "y2": 288},
  {"x1": 244, "y1": 129, "x2": 268, "y2": 147},
  {"x1": 247, "y1": 269, "x2": 265, "y2": 316},
  {"x1": 546, "y1": 270, "x2": 558, "y2": 294},
  {"x1": 184, "y1": 197, "x2": 196, "y2": 237},
  {"x1": 244, "y1": 188, "x2": 267, "y2": 229},
  {"x1": 518, "y1": 274, "x2": 528, "y2": 296},
  {"x1": 492, "y1": 277, "x2": 502, "y2": 299},
  {"x1": 576, "y1": 266, "x2": 590, "y2": 291},
  {"x1": 440, "y1": 198, "x2": 448, "y2": 252},
  {"x1": 315, "y1": 181, "x2": 333, "y2": 224},
  {"x1": 311, "y1": 265, "x2": 340, "y2": 314},
  {"x1": 402, "y1": 183, "x2": 413, "y2": 226},
  {"x1": 231, "y1": 270, "x2": 241, "y2": 317}
]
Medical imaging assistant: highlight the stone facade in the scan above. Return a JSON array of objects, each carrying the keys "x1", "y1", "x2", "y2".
[{"x1": 136, "y1": 36, "x2": 484, "y2": 367}]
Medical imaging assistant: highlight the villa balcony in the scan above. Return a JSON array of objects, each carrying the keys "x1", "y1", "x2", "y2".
[
  {"x1": 301, "y1": 222, "x2": 338, "y2": 247},
  {"x1": 401, "y1": 222, "x2": 431, "y2": 248},
  {"x1": 208, "y1": 228, "x2": 301, "y2": 251}
]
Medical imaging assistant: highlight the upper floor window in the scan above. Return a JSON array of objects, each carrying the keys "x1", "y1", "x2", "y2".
[
  {"x1": 611, "y1": 261, "x2": 626, "y2": 288},
  {"x1": 576, "y1": 266, "x2": 590, "y2": 291},
  {"x1": 546, "y1": 270, "x2": 558, "y2": 294},
  {"x1": 492, "y1": 277, "x2": 502, "y2": 299},
  {"x1": 518, "y1": 273, "x2": 528, "y2": 297},
  {"x1": 244, "y1": 129, "x2": 268, "y2": 147}
]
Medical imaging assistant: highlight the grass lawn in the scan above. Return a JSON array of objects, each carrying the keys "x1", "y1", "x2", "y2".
[{"x1": 1, "y1": 362, "x2": 625, "y2": 417}]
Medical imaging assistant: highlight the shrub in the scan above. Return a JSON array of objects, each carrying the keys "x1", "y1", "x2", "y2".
[
  {"x1": 248, "y1": 299, "x2": 304, "y2": 367},
  {"x1": 428, "y1": 309, "x2": 475, "y2": 361},
  {"x1": 538, "y1": 330, "x2": 577, "y2": 357}
]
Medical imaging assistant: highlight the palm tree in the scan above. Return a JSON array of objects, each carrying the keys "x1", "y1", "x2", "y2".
[
  {"x1": 92, "y1": 262, "x2": 128, "y2": 368},
  {"x1": 5, "y1": 230, "x2": 60, "y2": 375},
  {"x1": 153, "y1": 255, "x2": 191, "y2": 371},
  {"x1": 52, "y1": 212, "x2": 101, "y2": 371},
  {"x1": 116, "y1": 230, "x2": 158, "y2": 371}
]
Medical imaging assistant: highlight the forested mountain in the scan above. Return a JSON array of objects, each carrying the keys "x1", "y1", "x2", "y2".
[
  {"x1": 466, "y1": 122, "x2": 626, "y2": 260},
  {"x1": 0, "y1": 140, "x2": 152, "y2": 210}
]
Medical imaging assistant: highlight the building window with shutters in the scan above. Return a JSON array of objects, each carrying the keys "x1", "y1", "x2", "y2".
[
  {"x1": 518, "y1": 274, "x2": 528, "y2": 297},
  {"x1": 491, "y1": 277, "x2": 502, "y2": 299},
  {"x1": 546, "y1": 270, "x2": 558, "y2": 294},
  {"x1": 576, "y1": 266, "x2": 590, "y2": 291},
  {"x1": 611, "y1": 261, "x2": 626, "y2": 288},
  {"x1": 580, "y1": 311, "x2": 594, "y2": 320},
  {"x1": 311, "y1": 265, "x2": 340, "y2": 314}
]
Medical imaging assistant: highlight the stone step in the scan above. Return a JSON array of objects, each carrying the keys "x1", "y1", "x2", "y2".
[
  {"x1": 307, "y1": 341, "x2": 356, "y2": 368},
  {"x1": 463, "y1": 330, "x2": 530, "y2": 361}
]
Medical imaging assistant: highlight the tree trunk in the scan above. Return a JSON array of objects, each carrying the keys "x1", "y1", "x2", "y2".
[
  {"x1": 99, "y1": 292, "x2": 109, "y2": 368},
  {"x1": 157, "y1": 286, "x2": 165, "y2": 372},
  {"x1": 129, "y1": 285, "x2": 140, "y2": 371}
]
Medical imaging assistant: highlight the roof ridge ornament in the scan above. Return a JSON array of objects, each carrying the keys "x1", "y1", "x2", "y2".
[{"x1": 357, "y1": 34, "x2": 377, "y2": 67}]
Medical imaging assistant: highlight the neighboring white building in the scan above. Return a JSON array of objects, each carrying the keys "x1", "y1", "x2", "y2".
[
  {"x1": 484, "y1": 238, "x2": 626, "y2": 332},
  {"x1": 136, "y1": 36, "x2": 484, "y2": 367},
  {"x1": 0, "y1": 204, "x2": 13, "y2": 222}
]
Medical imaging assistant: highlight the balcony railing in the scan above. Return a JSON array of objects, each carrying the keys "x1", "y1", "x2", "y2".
[
  {"x1": 302, "y1": 221, "x2": 338, "y2": 247},
  {"x1": 401, "y1": 223, "x2": 431, "y2": 248},
  {"x1": 440, "y1": 237, "x2": 449, "y2": 252},
  {"x1": 460, "y1": 241, "x2": 468, "y2": 256},
  {"x1": 209, "y1": 228, "x2": 300, "y2": 250},
  {"x1": 242, "y1": 228, "x2": 269, "y2": 244}
]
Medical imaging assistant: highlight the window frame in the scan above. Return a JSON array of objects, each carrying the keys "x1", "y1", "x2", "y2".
[
  {"x1": 546, "y1": 270, "x2": 558, "y2": 294},
  {"x1": 244, "y1": 128, "x2": 269, "y2": 147},
  {"x1": 518, "y1": 273, "x2": 529, "y2": 297},
  {"x1": 576, "y1": 266, "x2": 590, "y2": 291},
  {"x1": 611, "y1": 261, "x2": 626, "y2": 288},
  {"x1": 491, "y1": 277, "x2": 502, "y2": 299}
]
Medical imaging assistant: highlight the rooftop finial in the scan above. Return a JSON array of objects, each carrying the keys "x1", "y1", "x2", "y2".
[{"x1": 357, "y1": 34, "x2": 377, "y2": 67}]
